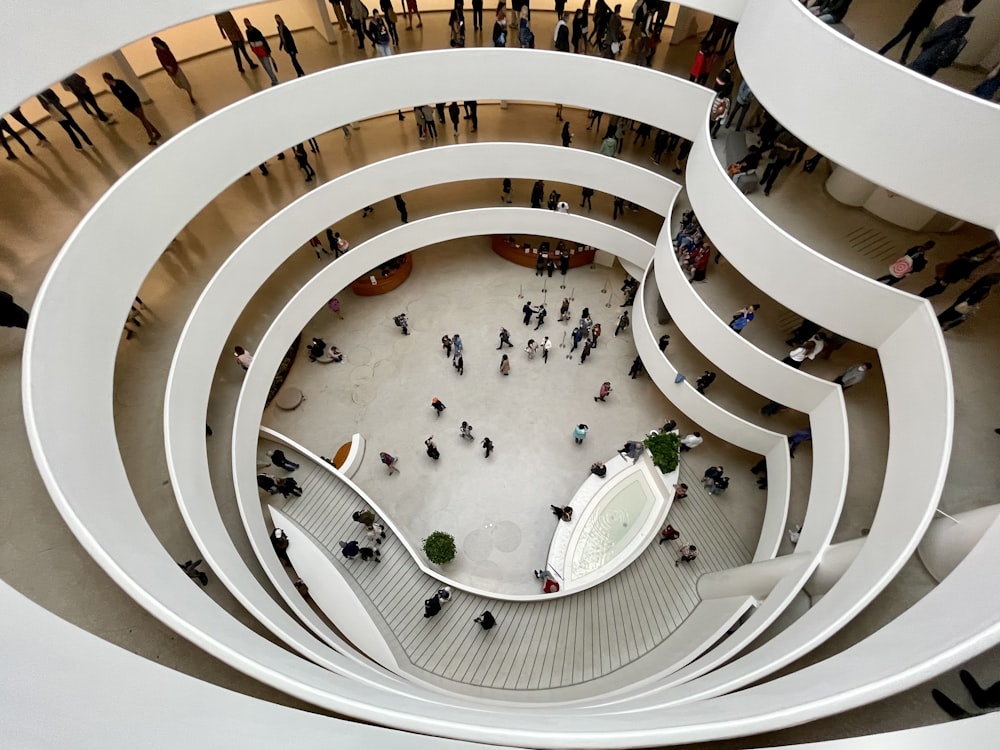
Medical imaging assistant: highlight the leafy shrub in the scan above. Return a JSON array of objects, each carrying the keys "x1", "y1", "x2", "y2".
[
  {"x1": 422, "y1": 531, "x2": 457, "y2": 565},
  {"x1": 643, "y1": 431, "x2": 681, "y2": 474}
]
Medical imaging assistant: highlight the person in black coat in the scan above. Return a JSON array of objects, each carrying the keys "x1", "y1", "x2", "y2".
[
  {"x1": 908, "y1": 0, "x2": 980, "y2": 78},
  {"x1": 102, "y1": 73, "x2": 162, "y2": 145},
  {"x1": 474, "y1": 610, "x2": 496, "y2": 629},
  {"x1": 275, "y1": 15, "x2": 306, "y2": 76},
  {"x1": 879, "y1": 0, "x2": 945, "y2": 65},
  {"x1": 530, "y1": 180, "x2": 544, "y2": 208}
]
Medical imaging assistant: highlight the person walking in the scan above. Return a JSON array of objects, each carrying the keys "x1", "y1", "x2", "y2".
[
  {"x1": 658, "y1": 333, "x2": 671, "y2": 351},
  {"x1": 103, "y1": 73, "x2": 161, "y2": 145},
  {"x1": 441, "y1": 334, "x2": 453, "y2": 358},
  {"x1": 60, "y1": 72, "x2": 113, "y2": 122},
  {"x1": 216, "y1": 11, "x2": 258, "y2": 72},
  {"x1": 628, "y1": 356, "x2": 643, "y2": 379},
  {"x1": 152, "y1": 37, "x2": 196, "y2": 104},
  {"x1": 420, "y1": 104, "x2": 438, "y2": 139},
  {"x1": 500, "y1": 353, "x2": 511, "y2": 375},
  {"x1": 695, "y1": 370, "x2": 716, "y2": 394},
  {"x1": 787, "y1": 428, "x2": 813, "y2": 458},
  {"x1": 275, "y1": 14, "x2": 307, "y2": 76},
  {"x1": 460, "y1": 421, "x2": 474, "y2": 440},
  {"x1": 595, "y1": 381, "x2": 612, "y2": 402},
  {"x1": 879, "y1": 0, "x2": 946, "y2": 65},
  {"x1": 394, "y1": 194, "x2": 408, "y2": 223},
  {"x1": 579, "y1": 340, "x2": 593, "y2": 364},
  {"x1": 569, "y1": 327, "x2": 584, "y2": 352},
  {"x1": 497, "y1": 326, "x2": 513, "y2": 349},
  {"x1": 424, "y1": 594, "x2": 442, "y2": 618},
  {"x1": 368, "y1": 10, "x2": 394, "y2": 56},
  {"x1": 542, "y1": 336, "x2": 552, "y2": 362},
  {"x1": 234, "y1": 346, "x2": 254, "y2": 371},
  {"x1": 481, "y1": 437, "x2": 494, "y2": 458},
  {"x1": 35, "y1": 89, "x2": 93, "y2": 151},
  {"x1": 679, "y1": 432, "x2": 703, "y2": 452},
  {"x1": 405, "y1": 0, "x2": 424, "y2": 28},
  {"x1": 244, "y1": 18, "x2": 279, "y2": 85},
  {"x1": 573, "y1": 423, "x2": 589, "y2": 444},
  {"x1": 331, "y1": 232, "x2": 350, "y2": 257},
  {"x1": 658, "y1": 524, "x2": 680, "y2": 544},
  {"x1": 293, "y1": 143, "x2": 315, "y2": 182},
  {"x1": 590, "y1": 322, "x2": 602, "y2": 348},
  {"x1": 378, "y1": 0, "x2": 401, "y2": 46},
  {"x1": 559, "y1": 297, "x2": 571, "y2": 321},
  {"x1": 431, "y1": 397, "x2": 447, "y2": 417},
  {"x1": 501, "y1": 177, "x2": 513, "y2": 203},
  {"x1": 379, "y1": 451, "x2": 399, "y2": 474},
  {"x1": 833, "y1": 362, "x2": 873, "y2": 390},
  {"x1": 351, "y1": 0, "x2": 371, "y2": 49},
  {"x1": 474, "y1": 610, "x2": 497, "y2": 630},
  {"x1": 561, "y1": 121, "x2": 573, "y2": 147},
  {"x1": 394, "y1": 312, "x2": 410, "y2": 335},
  {"x1": 615, "y1": 310, "x2": 630, "y2": 336},
  {"x1": 876, "y1": 241, "x2": 934, "y2": 286},
  {"x1": 452, "y1": 333, "x2": 463, "y2": 366}
]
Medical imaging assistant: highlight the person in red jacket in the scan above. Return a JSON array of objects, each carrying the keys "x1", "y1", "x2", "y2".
[
  {"x1": 152, "y1": 37, "x2": 195, "y2": 104},
  {"x1": 689, "y1": 41, "x2": 714, "y2": 85}
]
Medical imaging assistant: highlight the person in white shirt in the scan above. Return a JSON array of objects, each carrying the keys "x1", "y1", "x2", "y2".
[
  {"x1": 679, "y1": 431, "x2": 703, "y2": 452},
  {"x1": 234, "y1": 345, "x2": 254, "y2": 371}
]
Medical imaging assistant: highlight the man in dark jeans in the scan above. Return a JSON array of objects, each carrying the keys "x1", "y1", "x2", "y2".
[{"x1": 61, "y1": 73, "x2": 112, "y2": 122}]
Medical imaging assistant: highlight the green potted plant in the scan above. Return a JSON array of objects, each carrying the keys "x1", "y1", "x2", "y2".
[
  {"x1": 422, "y1": 531, "x2": 457, "y2": 565},
  {"x1": 643, "y1": 431, "x2": 681, "y2": 474}
]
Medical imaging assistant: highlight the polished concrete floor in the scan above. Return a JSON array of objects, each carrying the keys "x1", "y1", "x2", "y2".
[{"x1": 3, "y1": 5, "x2": 1000, "y2": 747}]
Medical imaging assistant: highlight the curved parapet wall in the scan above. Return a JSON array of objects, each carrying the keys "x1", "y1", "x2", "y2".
[
  {"x1": 737, "y1": 0, "x2": 1000, "y2": 230},
  {"x1": 12, "y1": 2, "x2": 989, "y2": 744}
]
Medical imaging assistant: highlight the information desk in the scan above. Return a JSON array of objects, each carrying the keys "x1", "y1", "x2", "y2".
[
  {"x1": 545, "y1": 453, "x2": 677, "y2": 594},
  {"x1": 491, "y1": 235, "x2": 596, "y2": 270},
  {"x1": 350, "y1": 253, "x2": 412, "y2": 296}
]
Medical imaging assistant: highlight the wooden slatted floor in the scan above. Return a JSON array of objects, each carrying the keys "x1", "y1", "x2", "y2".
[{"x1": 263, "y1": 439, "x2": 753, "y2": 692}]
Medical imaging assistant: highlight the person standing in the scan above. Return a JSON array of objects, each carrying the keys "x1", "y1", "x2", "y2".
[
  {"x1": 448, "y1": 101, "x2": 461, "y2": 135},
  {"x1": 152, "y1": 37, "x2": 196, "y2": 104},
  {"x1": 570, "y1": 327, "x2": 584, "y2": 352},
  {"x1": 394, "y1": 194, "x2": 408, "y2": 222},
  {"x1": 628, "y1": 356, "x2": 643, "y2": 379},
  {"x1": 522, "y1": 301, "x2": 536, "y2": 326},
  {"x1": 531, "y1": 180, "x2": 545, "y2": 208},
  {"x1": 275, "y1": 15, "x2": 306, "y2": 77},
  {"x1": 559, "y1": 297, "x2": 571, "y2": 322},
  {"x1": 481, "y1": 437, "x2": 494, "y2": 458},
  {"x1": 0, "y1": 118, "x2": 33, "y2": 160},
  {"x1": 103, "y1": 73, "x2": 162, "y2": 146},
  {"x1": 441, "y1": 334, "x2": 453, "y2": 358},
  {"x1": 449, "y1": 1, "x2": 467, "y2": 47},
  {"x1": 36, "y1": 89, "x2": 93, "y2": 151},
  {"x1": 471, "y1": 0, "x2": 484, "y2": 30},
  {"x1": 378, "y1": 0, "x2": 401, "y2": 46},
  {"x1": 60, "y1": 73, "x2": 112, "y2": 121},
  {"x1": 425, "y1": 436, "x2": 440, "y2": 460},
  {"x1": 615, "y1": 310, "x2": 629, "y2": 336},
  {"x1": 500, "y1": 353, "x2": 511, "y2": 375},
  {"x1": 833, "y1": 362, "x2": 872, "y2": 390},
  {"x1": 351, "y1": 0, "x2": 371, "y2": 49},
  {"x1": 542, "y1": 336, "x2": 552, "y2": 362},
  {"x1": 234, "y1": 345, "x2": 254, "y2": 371},
  {"x1": 405, "y1": 0, "x2": 424, "y2": 28},
  {"x1": 369, "y1": 10, "x2": 394, "y2": 56},
  {"x1": 675, "y1": 544, "x2": 697, "y2": 566},
  {"x1": 216, "y1": 11, "x2": 259, "y2": 72},
  {"x1": 293, "y1": 143, "x2": 315, "y2": 182},
  {"x1": 424, "y1": 594, "x2": 442, "y2": 618},
  {"x1": 695, "y1": 370, "x2": 716, "y2": 394},
  {"x1": 452, "y1": 333, "x2": 463, "y2": 365},
  {"x1": 787, "y1": 428, "x2": 812, "y2": 458},
  {"x1": 594, "y1": 381, "x2": 612, "y2": 402},
  {"x1": 729, "y1": 304, "x2": 760, "y2": 335},
  {"x1": 493, "y1": 4, "x2": 509, "y2": 46},
  {"x1": 573, "y1": 423, "x2": 589, "y2": 444},
  {"x1": 270, "y1": 529, "x2": 292, "y2": 565},
  {"x1": 590, "y1": 322, "x2": 602, "y2": 348},
  {"x1": 876, "y1": 241, "x2": 934, "y2": 286},
  {"x1": 561, "y1": 121, "x2": 573, "y2": 147},
  {"x1": 580, "y1": 340, "x2": 593, "y2": 364},
  {"x1": 658, "y1": 333, "x2": 671, "y2": 352},
  {"x1": 534, "y1": 304, "x2": 548, "y2": 330},
  {"x1": 908, "y1": 0, "x2": 980, "y2": 78},
  {"x1": 244, "y1": 18, "x2": 279, "y2": 85},
  {"x1": 724, "y1": 80, "x2": 754, "y2": 131},
  {"x1": 879, "y1": 0, "x2": 945, "y2": 65}
]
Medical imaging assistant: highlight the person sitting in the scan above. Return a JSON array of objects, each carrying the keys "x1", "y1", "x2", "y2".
[
  {"x1": 308, "y1": 337, "x2": 326, "y2": 361},
  {"x1": 326, "y1": 345, "x2": 343, "y2": 362},
  {"x1": 658, "y1": 524, "x2": 680, "y2": 544},
  {"x1": 550, "y1": 504, "x2": 574, "y2": 522},
  {"x1": 590, "y1": 461, "x2": 608, "y2": 478},
  {"x1": 676, "y1": 544, "x2": 698, "y2": 565},
  {"x1": 673, "y1": 483, "x2": 689, "y2": 500},
  {"x1": 726, "y1": 145, "x2": 762, "y2": 177}
]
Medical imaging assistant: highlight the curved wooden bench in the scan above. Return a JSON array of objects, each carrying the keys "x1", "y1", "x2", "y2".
[{"x1": 349, "y1": 253, "x2": 412, "y2": 296}]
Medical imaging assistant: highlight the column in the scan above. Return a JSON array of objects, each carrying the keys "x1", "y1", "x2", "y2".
[{"x1": 110, "y1": 50, "x2": 151, "y2": 104}]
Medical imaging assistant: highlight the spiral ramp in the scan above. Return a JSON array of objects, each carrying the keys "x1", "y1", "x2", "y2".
[{"x1": 7, "y1": 0, "x2": 1000, "y2": 747}]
